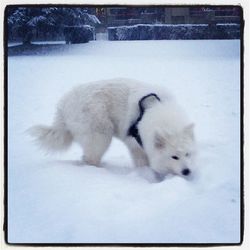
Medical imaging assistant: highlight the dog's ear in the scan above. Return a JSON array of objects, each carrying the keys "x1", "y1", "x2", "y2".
[
  {"x1": 140, "y1": 94, "x2": 160, "y2": 111},
  {"x1": 183, "y1": 123, "x2": 195, "y2": 140},
  {"x1": 154, "y1": 131, "x2": 166, "y2": 149}
]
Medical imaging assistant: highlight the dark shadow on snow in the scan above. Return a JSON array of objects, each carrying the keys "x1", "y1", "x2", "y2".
[{"x1": 49, "y1": 159, "x2": 168, "y2": 183}]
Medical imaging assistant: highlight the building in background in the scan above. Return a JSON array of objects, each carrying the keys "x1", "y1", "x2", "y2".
[
  {"x1": 165, "y1": 7, "x2": 241, "y2": 24},
  {"x1": 94, "y1": 6, "x2": 241, "y2": 28}
]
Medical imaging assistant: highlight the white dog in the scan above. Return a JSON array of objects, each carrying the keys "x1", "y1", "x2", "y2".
[{"x1": 29, "y1": 78, "x2": 196, "y2": 177}]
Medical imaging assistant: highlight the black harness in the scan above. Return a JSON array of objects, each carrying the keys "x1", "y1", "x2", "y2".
[{"x1": 127, "y1": 93, "x2": 161, "y2": 147}]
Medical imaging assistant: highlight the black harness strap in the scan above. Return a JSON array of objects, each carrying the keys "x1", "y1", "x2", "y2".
[{"x1": 127, "y1": 93, "x2": 161, "y2": 147}]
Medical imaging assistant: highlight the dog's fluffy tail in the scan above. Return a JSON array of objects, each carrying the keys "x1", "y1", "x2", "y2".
[{"x1": 28, "y1": 116, "x2": 73, "y2": 152}]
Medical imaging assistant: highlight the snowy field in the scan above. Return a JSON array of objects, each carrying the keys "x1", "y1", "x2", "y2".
[{"x1": 7, "y1": 39, "x2": 241, "y2": 244}]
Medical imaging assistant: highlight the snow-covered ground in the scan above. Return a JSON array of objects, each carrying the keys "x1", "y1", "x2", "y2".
[{"x1": 7, "y1": 39, "x2": 241, "y2": 244}]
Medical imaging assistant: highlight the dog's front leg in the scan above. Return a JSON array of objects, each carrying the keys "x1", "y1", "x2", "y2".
[{"x1": 125, "y1": 138, "x2": 149, "y2": 167}]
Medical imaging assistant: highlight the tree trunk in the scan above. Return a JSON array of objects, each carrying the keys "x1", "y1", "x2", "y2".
[{"x1": 22, "y1": 25, "x2": 33, "y2": 45}]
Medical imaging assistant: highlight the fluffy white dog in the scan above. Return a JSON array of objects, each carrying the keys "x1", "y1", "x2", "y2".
[{"x1": 29, "y1": 78, "x2": 196, "y2": 177}]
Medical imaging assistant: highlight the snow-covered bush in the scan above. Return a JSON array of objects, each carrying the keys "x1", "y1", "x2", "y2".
[
  {"x1": 108, "y1": 23, "x2": 240, "y2": 40},
  {"x1": 214, "y1": 23, "x2": 241, "y2": 39},
  {"x1": 63, "y1": 25, "x2": 95, "y2": 44},
  {"x1": 7, "y1": 7, "x2": 100, "y2": 44}
]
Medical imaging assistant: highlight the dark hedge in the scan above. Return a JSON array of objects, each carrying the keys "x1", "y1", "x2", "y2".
[{"x1": 108, "y1": 24, "x2": 240, "y2": 41}]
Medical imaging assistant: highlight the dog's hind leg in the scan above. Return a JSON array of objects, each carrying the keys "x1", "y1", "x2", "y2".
[{"x1": 79, "y1": 132, "x2": 113, "y2": 167}]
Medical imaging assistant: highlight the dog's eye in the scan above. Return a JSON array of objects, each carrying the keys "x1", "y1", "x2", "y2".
[
  {"x1": 185, "y1": 153, "x2": 191, "y2": 157},
  {"x1": 171, "y1": 155, "x2": 179, "y2": 160}
]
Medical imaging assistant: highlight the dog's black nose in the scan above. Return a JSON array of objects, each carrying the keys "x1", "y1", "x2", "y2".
[{"x1": 182, "y1": 168, "x2": 190, "y2": 176}]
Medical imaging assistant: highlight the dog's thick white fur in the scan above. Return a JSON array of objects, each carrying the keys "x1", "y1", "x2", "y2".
[{"x1": 29, "y1": 78, "x2": 196, "y2": 177}]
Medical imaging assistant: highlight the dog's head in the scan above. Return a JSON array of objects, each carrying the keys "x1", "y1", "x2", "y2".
[
  {"x1": 144, "y1": 123, "x2": 196, "y2": 178},
  {"x1": 138, "y1": 97, "x2": 196, "y2": 178}
]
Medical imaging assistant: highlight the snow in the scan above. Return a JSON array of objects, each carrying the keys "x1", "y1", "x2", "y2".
[
  {"x1": 7, "y1": 39, "x2": 241, "y2": 244},
  {"x1": 8, "y1": 41, "x2": 66, "y2": 47},
  {"x1": 86, "y1": 14, "x2": 101, "y2": 25},
  {"x1": 27, "y1": 15, "x2": 50, "y2": 27},
  {"x1": 108, "y1": 23, "x2": 209, "y2": 29},
  {"x1": 217, "y1": 23, "x2": 240, "y2": 26}
]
